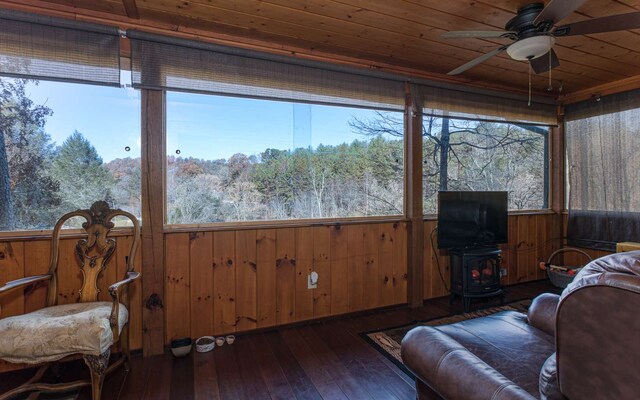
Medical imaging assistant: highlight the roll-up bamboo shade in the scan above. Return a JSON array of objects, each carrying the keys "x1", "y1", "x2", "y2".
[
  {"x1": 421, "y1": 85, "x2": 558, "y2": 126},
  {"x1": 128, "y1": 30, "x2": 405, "y2": 110},
  {"x1": 565, "y1": 88, "x2": 640, "y2": 251},
  {"x1": 0, "y1": 10, "x2": 121, "y2": 86}
]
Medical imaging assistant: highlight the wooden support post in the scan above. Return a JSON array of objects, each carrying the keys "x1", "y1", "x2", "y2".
[
  {"x1": 141, "y1": 89, "x2": 166, "y2": 356},
  {"x1": 405, "y1": 84, "x2": 424, "y2": 307},
  {"x1": 551, "y1": 107, "x2": 565, "y2": 214},
  {"x1": 550, "y1": 107, "x2": 566, "y2": 257}
]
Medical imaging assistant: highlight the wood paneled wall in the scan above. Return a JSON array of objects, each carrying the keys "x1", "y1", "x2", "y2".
[
  {"x1": 0, "y1": 236, "x2": 142, "y2": 372},
  {"x1": 163, "y1": 222, "x2": 408, "y2": 343},
  {"x1": 0, "y1": 212, "x2": 569, "y2": 369},
  {"x1": 162, "y1": 213, "x2": 569, "y2": 343},
  {"x1": 423, "y1": 213, "x2": 563, "y2": 299}
]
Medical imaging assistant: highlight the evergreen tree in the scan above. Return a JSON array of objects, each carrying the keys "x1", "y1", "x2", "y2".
[
  {"x1": 0, "y1": 78, "x2": 57, "y2": 230},
  {"x1": 9, "y1": 127, "x2": 61, "y2": 229},
  {"x1": 50, "y1": 131, "x2": 115, "y2": 213}
]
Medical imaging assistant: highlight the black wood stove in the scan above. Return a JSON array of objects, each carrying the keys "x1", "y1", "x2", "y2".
[{"x1": 449, "y1": 247, "x2": 504, "y2": 312}]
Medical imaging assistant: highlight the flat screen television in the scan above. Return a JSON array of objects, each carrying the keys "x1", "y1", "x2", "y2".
[{"x1": 437, "y1": 191, "x2": 508, "y2": 249}]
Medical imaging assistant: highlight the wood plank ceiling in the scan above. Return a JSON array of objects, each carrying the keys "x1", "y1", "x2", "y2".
[{"x1": 3, "y1": 0, "x2": 640, "y2": 97}]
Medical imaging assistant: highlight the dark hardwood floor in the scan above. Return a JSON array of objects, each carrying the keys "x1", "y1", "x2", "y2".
[{"x1": 1, "y1": 280, "x2": 559, "y2": 400}]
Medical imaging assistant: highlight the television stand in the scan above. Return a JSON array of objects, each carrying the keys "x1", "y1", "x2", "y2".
[{"x1": 449, "y1": 246, "x2": 504, "y2": 312}]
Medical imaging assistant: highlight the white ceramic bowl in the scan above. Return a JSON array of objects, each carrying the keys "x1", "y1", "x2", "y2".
[{"x1": 170, "y1": 338, "x2": 192, "y2": 357}]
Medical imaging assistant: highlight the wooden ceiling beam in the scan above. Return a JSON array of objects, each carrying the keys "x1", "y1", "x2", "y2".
[
  {"x1": 559, "y1": 75, "x2": 640, "y2": 104},
  {"x1": 122, "y1": 0, "x2": 139, "y2": 19}
]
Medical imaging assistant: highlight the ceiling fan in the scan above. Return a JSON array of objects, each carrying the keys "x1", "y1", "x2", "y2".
[{"x1": 443, "y1": 0, "x2": 640, "y2": 76}]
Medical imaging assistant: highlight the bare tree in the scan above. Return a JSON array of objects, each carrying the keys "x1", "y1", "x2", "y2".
[
  {"x1": 308, "y1": 159, "x2": 328, "y2": 218},
  {"x1": 350, "y1": 111, "x2": 547, "y2": 210}
]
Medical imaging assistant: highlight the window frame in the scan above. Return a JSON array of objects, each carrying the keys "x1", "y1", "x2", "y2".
[
  {"x1": 0, "y1": 76, "x2": 142, "y2": 234},
  {"x1": 0, "y1": 84, "x2": 558, "y2": 236},
  {"x1": 162, "y1": 89, "x2": 407, "y2": 228},
  {"x1": 419, "y1": 115, "x2": 552, "y2": 215}
]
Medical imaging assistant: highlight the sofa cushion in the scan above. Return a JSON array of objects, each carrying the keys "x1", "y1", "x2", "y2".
[
  {"x1": 432, "y1": 310, "x2": 554, "y2": 397},
  {"x1": 402, "y1": 326, "x2": 537, "y2": 400},
  {"x1": 0, "y1": 301, "x2": 128, "y2": 364}
]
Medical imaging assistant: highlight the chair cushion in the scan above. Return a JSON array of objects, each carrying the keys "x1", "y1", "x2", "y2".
[{"x1": 0, "y1": 301, "x2": 128, "y2": 364}]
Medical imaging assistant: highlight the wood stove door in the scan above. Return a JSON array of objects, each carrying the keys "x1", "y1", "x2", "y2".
[{"x1": 465, "y1": 255, "x2": 501, "y2": 294}]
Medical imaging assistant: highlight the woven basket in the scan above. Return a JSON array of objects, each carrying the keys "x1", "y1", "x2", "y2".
[{"x1": 544, "y1": 248, "x2": 593, "y2": 289}]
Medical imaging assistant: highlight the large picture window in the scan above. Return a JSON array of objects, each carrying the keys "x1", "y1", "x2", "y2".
[
  {"x1": 166, "y1": 92, "x2": 404, "y2": 225},
  {"x1": 0, "y1": 77, "x2": 141, "y2": 231},
  {"x1": 420, "y1": 117, "x2": 549, "y2": 213}
]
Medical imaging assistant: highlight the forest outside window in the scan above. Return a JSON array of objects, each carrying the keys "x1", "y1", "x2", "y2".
[
  {"x1": 0, "y1": 77, "x2": 141, "y2": 231},
  {"x1": 421, "y1": 116, "x2": 549, "y2": 213},
  {"x1": 166, "y1": 92, "x2": 404, "y2": 225}
]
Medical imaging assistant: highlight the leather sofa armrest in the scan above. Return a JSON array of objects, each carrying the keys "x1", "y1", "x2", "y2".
[
  {"x1": 401, "y1": 327, "x2": 536, "y2": 400},
  {"x1": 527, "y1": 293, "x2": 560, "y2": 337}
]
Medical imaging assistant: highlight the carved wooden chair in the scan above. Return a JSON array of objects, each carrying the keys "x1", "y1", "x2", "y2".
[{"x1": 0, "y1": 201, "x2": 140, "y2": 400}]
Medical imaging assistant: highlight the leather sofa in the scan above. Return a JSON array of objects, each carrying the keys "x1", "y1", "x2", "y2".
[{"x1": 401, "y1": 250, "x2": 640, "y2": 399}]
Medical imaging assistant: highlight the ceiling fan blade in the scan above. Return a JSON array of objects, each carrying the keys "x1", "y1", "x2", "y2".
[
  {"x1": 447, "y1": 46, "x2": 508, "y2": 75},
  {"x1": 441, "y1": 30, "x2": 516, "y2": 39},
  {"x1": 554, "y1": 12, "x2": 640, "y2": 36},
  {"x1": 534, "y1": 0, "x2": 589, "y2": 25},
  {"x1": 530, "y1": 49, "x2": 560, "y2": 74}
]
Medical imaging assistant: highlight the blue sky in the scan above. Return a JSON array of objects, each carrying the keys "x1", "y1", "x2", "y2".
[
  {"x1": 24, "y1": 79, "x2": 141, "y2": 163},
  {"x1": 22, "y1": 77, "x2": 399, "y2": 163}
]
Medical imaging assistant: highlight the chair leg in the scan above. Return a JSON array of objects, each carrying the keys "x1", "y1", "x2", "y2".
[
  {"x1": 121, "y1": 324, "x2": 131, "y2": 372},
  {"x1": 83, "y1": 349, "x2": 110, "y2": 400}
]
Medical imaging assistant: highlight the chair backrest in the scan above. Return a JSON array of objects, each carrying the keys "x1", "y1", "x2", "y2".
[
  {"x1": 556, "y1": 251, "x2": 640, "y2": 399},
  {"x1": 46, "y1": 201, "x2": 140, "y2": 306}
]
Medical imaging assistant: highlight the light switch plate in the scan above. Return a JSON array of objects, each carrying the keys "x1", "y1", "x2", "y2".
[{"x1": 308, "y1": 272, "x2": 318, "y2": 289}]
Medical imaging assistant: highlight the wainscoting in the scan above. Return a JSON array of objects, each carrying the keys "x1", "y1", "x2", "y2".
[
  {"x1": 0, "y1": 212, "x2": 571, "y2": 373},
  {"x1": 164, "y1": 222, "x2": 408, "y2": 343}
]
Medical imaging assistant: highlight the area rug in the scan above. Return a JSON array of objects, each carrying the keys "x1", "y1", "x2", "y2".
[{"x1": 361, "y1": 299, "x2": 532, "y2": 378}]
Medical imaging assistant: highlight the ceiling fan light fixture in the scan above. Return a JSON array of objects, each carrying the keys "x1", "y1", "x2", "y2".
[{"x1": 506, "y1": 36, "x2": 556, "y2": 61}]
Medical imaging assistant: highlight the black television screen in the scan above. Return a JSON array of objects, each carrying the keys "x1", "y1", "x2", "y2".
[{"x1": 437, "y1": 191, "x2": 508, "y2": 249}]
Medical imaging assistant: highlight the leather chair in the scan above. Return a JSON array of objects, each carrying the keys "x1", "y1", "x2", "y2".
[{"x1": 401, "y1": 250, "x2": 640, "y2": 400}]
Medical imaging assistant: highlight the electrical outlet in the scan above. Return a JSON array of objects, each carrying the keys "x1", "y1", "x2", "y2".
[
  {"x1": 500, "y1": 268, "x2": 508, "y2": 277},
  {"x1": 308, "y1": 271, "x2": 318, "y2": 289}
]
